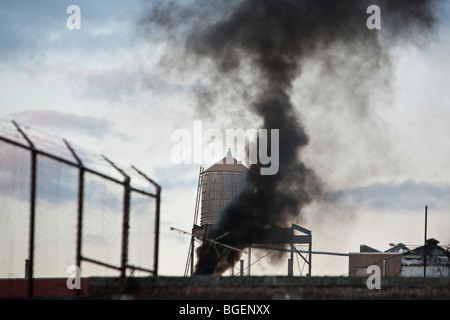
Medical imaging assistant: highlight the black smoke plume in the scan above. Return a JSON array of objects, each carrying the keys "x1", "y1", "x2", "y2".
[{"x1": 140, "y1": 0, "x2": 439, "y2": 274}]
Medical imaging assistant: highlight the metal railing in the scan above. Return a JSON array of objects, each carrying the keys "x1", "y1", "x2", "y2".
[{"x1": 0, "y1": 120, "x2": 160, "y2": 297}]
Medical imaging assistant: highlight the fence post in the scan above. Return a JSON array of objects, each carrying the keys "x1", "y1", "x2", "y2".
[
  {"x1": 154, "y1": 184, "x2": 161, "y2": 276},
  {"x1": 131, "y1": 165, "x2": 161, "y2": 276},
  {"x1": 28, "y1": 150, "x2": 37, "y2": 297},
  {"x1": 64, "y1": 139, "x2": 84, "y2": 296},
  {"x1": 13, "y1": 121, "x2": 36, "y2": 298},
  {"x1": 103, "y1": 156, "x2": 131, "y2": 293},
  {"x1": 122, "y1": 177, "x2": 131, "y2": 280}
]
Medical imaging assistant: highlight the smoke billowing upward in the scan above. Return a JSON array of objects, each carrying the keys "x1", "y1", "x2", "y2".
[{"x1": 140, "y1": 0, "x2": 439, "y2": 274}]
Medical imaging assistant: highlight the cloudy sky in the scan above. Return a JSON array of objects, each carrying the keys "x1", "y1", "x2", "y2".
[{"x1": 1, "y1": 0, "x2": 450, "y2": 277}]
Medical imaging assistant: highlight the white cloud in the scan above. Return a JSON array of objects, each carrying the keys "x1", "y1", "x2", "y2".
[
  {"x1": 8, "y1": 109, "x2": 126, "y2": 139},
  {"x1": 326, "y1": 180, "x2": 450, "y2": 211}
]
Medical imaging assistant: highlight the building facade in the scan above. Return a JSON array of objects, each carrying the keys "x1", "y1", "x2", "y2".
[{"x1": 349, "y1": 239, "x2": 450, "y2": 278}]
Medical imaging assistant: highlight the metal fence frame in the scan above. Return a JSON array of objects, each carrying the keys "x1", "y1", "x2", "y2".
[{"x1": 0, "y1": 120, "x2": 161, "y2": 297}]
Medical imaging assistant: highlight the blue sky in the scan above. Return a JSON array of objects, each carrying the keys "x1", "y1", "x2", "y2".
[{"x1": 1, "y1": 1, "x2": 450, "y2": 276}]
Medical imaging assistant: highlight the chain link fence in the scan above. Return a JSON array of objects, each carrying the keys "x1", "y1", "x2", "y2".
[{"x1": 0, "y1": 119, "x2": 160, "y2": 297}]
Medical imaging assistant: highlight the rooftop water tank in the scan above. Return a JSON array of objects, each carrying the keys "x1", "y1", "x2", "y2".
[{"x1": 200, "y1": 149, "x2": 248, "y2": 226}]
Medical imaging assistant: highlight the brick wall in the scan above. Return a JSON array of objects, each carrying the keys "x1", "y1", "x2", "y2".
[
  {"x1": 89, "y1": 276, "x2": 450, "y2": 300},
  {"x1": 1, "y1": 276, "x2": 449, "y2": 299}
]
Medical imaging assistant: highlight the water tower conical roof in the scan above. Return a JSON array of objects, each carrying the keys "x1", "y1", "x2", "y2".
[{"x1": 203, "y1": 149, "x2": 248, "y2": 173}]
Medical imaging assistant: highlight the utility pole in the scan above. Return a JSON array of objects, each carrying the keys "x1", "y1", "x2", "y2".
[{"x1": 424, "y1": 206, "x2": 428, "y2": 278}]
